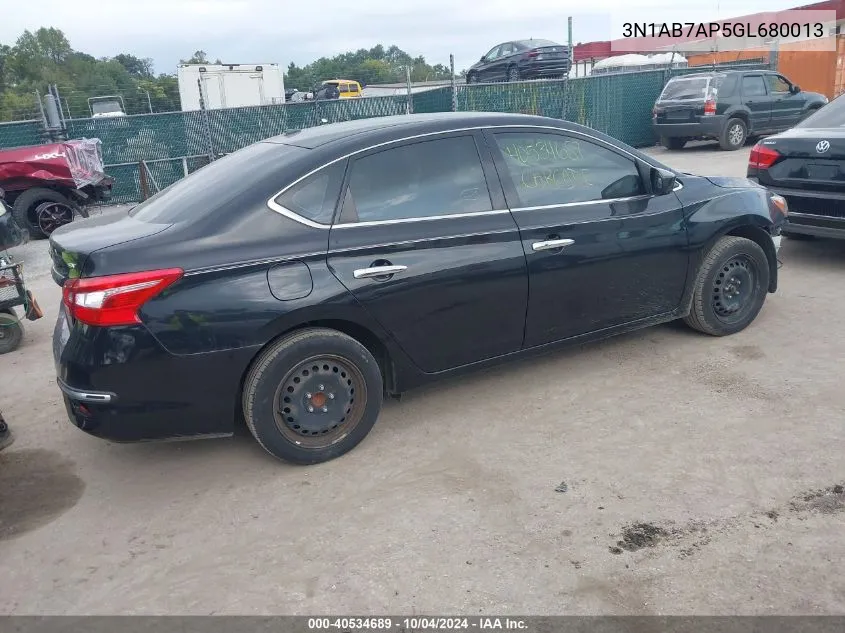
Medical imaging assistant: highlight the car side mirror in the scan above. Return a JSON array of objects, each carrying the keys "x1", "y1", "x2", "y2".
[
  {"x1": 651, "y1": 167, "x2": 676, "y2": 195},
  {"x1": 791, "y1": 84, "x2": 801, "y2": 94}
]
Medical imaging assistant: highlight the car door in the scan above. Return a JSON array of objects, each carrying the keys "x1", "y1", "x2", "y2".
[
  {"x1": 476, "y1": 45, "x2": 501, "y2": 82},
  {"x1": 765, "y1": 74, "x2": 802, "y2": 129},
  {"x1": 495, "y1": 43, "x2": 516, "y2": 80},
  {"x1": 741, "y1": 74, "x2": 772, "y2": 132},
  {"x1": 484, "y1": 128, "x2": 689, "y2": 348},
  {"x1": 327, "y1": 131, "x2": 529, "y2": 373}
]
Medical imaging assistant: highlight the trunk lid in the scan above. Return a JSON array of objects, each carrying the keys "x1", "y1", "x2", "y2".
[
  {"x1": 532, "y1": 45, "x2": 568, "y2": 60},
  {"x1": 756, "y1": 129, "x2": 845, "y2": 192},
  {"x1": 49, "y1": 209, "x2": 172, "y2": 285}
]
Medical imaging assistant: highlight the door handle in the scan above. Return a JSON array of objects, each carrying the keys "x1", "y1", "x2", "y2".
[
  {"x1": 353, "y1": 264, "x2": 408, "y2": 279},
  {"x1": 532, "y1": 238, "x2": 575, "y2": 252}
]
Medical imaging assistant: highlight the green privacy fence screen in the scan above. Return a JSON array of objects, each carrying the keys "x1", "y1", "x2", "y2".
[
  {"x1": 0, "y1": 120, "x2": 43, "y2": 151},
  {"x1": 1, "y1": 62, "x2": 770, "y2": 204}
]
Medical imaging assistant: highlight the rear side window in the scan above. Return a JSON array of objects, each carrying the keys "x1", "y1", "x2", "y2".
[
  {"x1": 716, "y1": 74, "x2": 737, "y2": 97},
  {"x1": 798, "y1": 93, "x2": 845, "y2": 128},
  {"x1": 274, "y1": 161, "x2": 345, "y2": 224},
  {"x1": 342, "y1": 136, "x2": 492, "y2": 223},
  {"x1": 742, "y1": 76, "x2": 767, "y2": 97}
]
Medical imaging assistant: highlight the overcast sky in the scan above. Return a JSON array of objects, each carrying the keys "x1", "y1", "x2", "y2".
[{"x1": 0, "y1": 0, "x2": 809, "y2": 75}]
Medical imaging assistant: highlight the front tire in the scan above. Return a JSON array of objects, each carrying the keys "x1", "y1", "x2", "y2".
[
  {"x1": 720, "y1": 118, "x2": 747, "y2": 151},
  {"x1": 242, "y1": 328, "x2": 384, "y2": 465},
  {"x1": 683, "y1": 236, "x2": 770, "y2": 336}
]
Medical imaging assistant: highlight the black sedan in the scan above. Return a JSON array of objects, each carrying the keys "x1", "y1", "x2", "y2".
[
  {"x1": 51, "y1": 112, "x2": 787, "y2": 465},
  {"x1": 748, "y1": 92, "x2": 845, "y2": 239},
  {"x1": 466, "y1": 39, "x2": 571, "y2": 83}
]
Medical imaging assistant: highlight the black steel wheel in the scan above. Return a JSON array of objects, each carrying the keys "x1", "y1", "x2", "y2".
[
  {"x1": 683, "y1": 236, "x2": 770, "y2": 336},
  {"x1": 711, "y1": 255, "x2": 756, "y2": 325},
  {"x1": 242, "y1": 328, "x2": 383, "y2": 464},
  {"x1": 273, "y1": 354, "x2": 367, "y2": 448}
]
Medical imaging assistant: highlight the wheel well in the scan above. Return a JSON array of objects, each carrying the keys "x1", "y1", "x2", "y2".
[
  {"x1": 235, "y1": 320, "x2": 397, "y2": 425},
  {"x1": 730, "y1": 111, "x2": 749, "y2": 127},
  {"x1": 725, "y1": 224, "x2": 778, "y2": 292}
]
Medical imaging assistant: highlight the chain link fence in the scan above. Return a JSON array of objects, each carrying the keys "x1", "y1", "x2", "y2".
[
  {"x1": 0, "y1": 60, "x2": 771, "y2": 204},
  {"x1": 0, "y1": 120, "x2": 45, "y2": 151}
]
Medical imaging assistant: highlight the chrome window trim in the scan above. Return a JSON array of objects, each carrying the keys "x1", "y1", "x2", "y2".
[
  {"x1": 185, "y1": 252, "x2": 326, "y2": 276},
  {"x1": 333, "y1": 209, "x2": 511, "y2": 229},
  {"x1": 265, "y1": 124, "x2": 669, "y2": 228}
]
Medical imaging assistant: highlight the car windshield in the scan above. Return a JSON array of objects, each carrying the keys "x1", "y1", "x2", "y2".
[
  {"x1": 797, "y1": 93, "x2": 845, "y2": 128},
  {"x1": 91, "y1": 101, "x2": 122, "y2": 114},
  {"x1": 659, "y1": 76, "x2": 717, "y2": 101}
]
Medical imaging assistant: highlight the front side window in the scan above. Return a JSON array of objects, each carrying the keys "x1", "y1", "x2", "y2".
[
  {"x1": 742, "y1": 76, "x2": 767, "y2": 97},
  {"x1": 484, "y1": 46, "x2": 501, "y2": 61},
  {"x1": 342, "y1": 136, "x2": 492, "y2": 223},
  {"x1": 274, "y1": 161, "x2": 345, "y2": 224},
  {"x1": 766, "y1": 75, "x2": 791, "y2": 94},
  {"x1": 493, "y1": 132, "x2": 645, "y2": 208}
]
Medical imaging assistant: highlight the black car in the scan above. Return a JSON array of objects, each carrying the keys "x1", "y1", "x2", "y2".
[
  {"x1": 653, "y1": 70, "x2": 828, "y2": 151},
  {"x1": 51, "y1": 112, "x2": 787, "y2": 465},
  {"x1": 748, "y1": 92, "x2": 845, "y2": 239},
  {"x1": 466, "y1": 39, "x2": 571, "y2": 83}
]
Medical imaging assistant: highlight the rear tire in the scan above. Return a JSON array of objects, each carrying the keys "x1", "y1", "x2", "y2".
[
  {"x1": 661, "y1": 136, "x2": 687, "y2": 150},
  {"x1": 242, "y1": 327, "x2": 384, "y2": 465},
  {"x1": 12, "y1": 188, "x2": 79, "y2": 239},
  {"x1": 720, "y1": 118, "x2": 747, "y2": 151},
  {"x1": 507, "y1": 66, "x2": 520, "y2": 82},
  {"x1": 683, "y1": 236, "x2": 770, "y2": 336}
]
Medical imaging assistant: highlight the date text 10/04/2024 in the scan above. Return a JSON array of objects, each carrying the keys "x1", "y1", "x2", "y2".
[
  {"x1": 307, "y1": 617, "x2": 528, "y2": 630},
  {"x1": 622, "y1": 21, "x2": 825, "y2": 39}
]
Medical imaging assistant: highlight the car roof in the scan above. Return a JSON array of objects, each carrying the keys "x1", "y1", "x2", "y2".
[
  {"x1": 670, "y1": 69, "x2": 775, "y2": 78},
  {"x1": 264, "y1": 112, "x2": 578, "y2": 150}
]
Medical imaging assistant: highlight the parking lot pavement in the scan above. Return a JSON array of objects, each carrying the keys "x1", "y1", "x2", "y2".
[{"x1": 2, "y1": 145, "x2": 844, "y2": 616}]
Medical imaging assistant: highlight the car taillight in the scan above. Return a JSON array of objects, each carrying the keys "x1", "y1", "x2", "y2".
[
  {"x1": 525, "y1": 49, "x2": 540, "y2": 58},
  {"x1": 62, "y1": 268, "x2": 183, "y2": 327},
  {"x1": 703, "y1": 98, "x2": 716, "y2": 116},
  {"x1": 749, "y1": 144, "x2": 781, "y2": 169}
]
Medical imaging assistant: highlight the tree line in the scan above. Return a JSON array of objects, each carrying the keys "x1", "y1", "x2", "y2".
[{"x1": 0, "y1": 28, "x2": 453, "y2": 122}]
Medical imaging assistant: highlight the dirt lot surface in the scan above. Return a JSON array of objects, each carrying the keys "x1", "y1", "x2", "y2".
[{"x1": 1, "y1": 141, "x2": 844, "y2": 615}]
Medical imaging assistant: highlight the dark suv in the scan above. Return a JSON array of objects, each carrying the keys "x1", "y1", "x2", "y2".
[{"x1": 653, "y1": 70, "x2": 828, "y2": 151}]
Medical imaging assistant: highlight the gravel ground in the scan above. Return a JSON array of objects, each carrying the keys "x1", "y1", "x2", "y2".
[{"x1": 0, "y1": 142, "x2": 843, "y2": 615}]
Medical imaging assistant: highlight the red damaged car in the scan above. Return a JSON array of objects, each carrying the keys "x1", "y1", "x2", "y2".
[{"x1": 0, "y1": 138, "x2": 113, "y2": 238}]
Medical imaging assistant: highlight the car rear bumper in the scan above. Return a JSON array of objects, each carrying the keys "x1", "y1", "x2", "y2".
[
  {"x1": 517, "y1": 60, "x2": 571, "y2": 78},
  {"x1": 750, "y1": 181, "x2": 845, "y2": 239},
  {"x1": 53, "y1": 308, "x2": 258, "y2": 442},
  {"x1": 652, "y1": 115, "x2": 726, "y2": 139}
]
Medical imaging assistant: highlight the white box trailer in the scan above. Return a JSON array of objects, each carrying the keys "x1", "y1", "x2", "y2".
[{"x1": 177, "y1": 63, "x2": 285, "y2": 111}]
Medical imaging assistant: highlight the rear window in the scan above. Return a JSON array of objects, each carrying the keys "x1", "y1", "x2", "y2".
[
  {"x1": 797, "y1": 93, "x2": 845, "y2": 128},
  {"x1": 129, "y1": 142, "x2": 304, "y2": 224},
  {"x1": 659, "y1": 75, "x2": 722, "y2": 101},
  {"x1": 516, "y1": 39, "x2": 560, "y2": 48}
]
